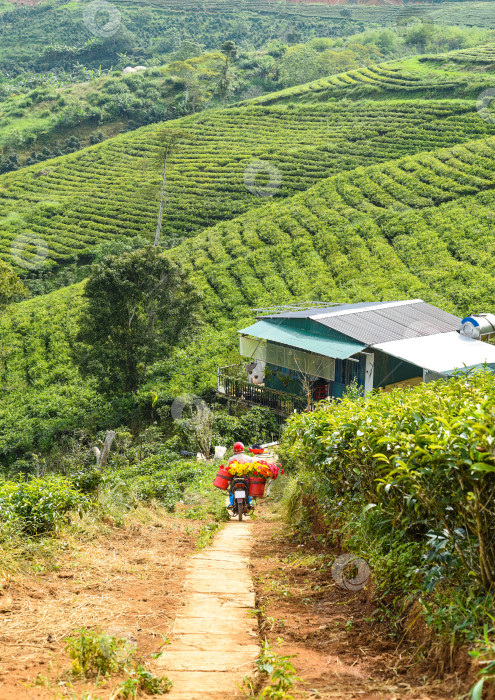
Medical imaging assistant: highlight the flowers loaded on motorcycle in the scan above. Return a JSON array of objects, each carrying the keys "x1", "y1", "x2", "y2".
[
  {"x1": 224, "y1": 460, "x2": 283, "y2": 479},
  {"x1": 213, "y1": 458, "x2": 284, "y2": 494}
]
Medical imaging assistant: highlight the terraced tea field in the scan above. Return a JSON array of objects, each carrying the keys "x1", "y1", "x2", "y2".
[
  {"x1": 250, "y1": 60, "x2": 495, "y2": 105},
  {"x1": 4, "y1": 134, "x2": 495, "y2": 416},
  {"x1": 170, "y1": 135, "x2": 495, "y2": 328},
  {"x1": 421, "y1": 42, "x2": 495, "y2": 65},
  {"x1": 120, "y1": 0, "x2": 494, "y2": 25},
  {"x1": 424, "y1": 1, "x2": 495, "y2": 28},
  {"x1": 2, "y1": 100, "x2": 495, "y2": 273}
]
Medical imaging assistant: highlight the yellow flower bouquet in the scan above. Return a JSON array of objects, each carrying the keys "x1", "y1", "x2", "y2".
[{"x1": 226, "y1": 460, "x2": 273, "y2": 479}]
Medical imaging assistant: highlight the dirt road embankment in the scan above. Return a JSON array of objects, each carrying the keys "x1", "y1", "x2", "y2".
[{"x1": 250, "y1": 517, "x2": 464, "y2": 700}]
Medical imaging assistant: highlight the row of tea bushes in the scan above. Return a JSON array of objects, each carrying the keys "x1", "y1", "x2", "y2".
[
  {"x1": 279, "y1": 370, "x2": 495, "y2": 647},
  {"x1": 2, "y1": 99, "x2": 495, "y2": 272}
]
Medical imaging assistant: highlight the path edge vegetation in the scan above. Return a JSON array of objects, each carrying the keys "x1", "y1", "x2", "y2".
[{"x1": 278, "y1": 372, "x2": 495, "y2": 693}]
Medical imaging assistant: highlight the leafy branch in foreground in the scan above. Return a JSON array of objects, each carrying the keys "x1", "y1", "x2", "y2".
[
  {"x1": 469, "y1": 623, "x2": 495, "y2": 700},
  {"x1": 65, "y1": 628, "x2": 172, "y2": 697},
  {"x1": 240, "y1": 638, "x2": 300, "y2": 699}
]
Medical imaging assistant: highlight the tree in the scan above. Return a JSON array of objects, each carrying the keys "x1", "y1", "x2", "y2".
[
  {"x1": 278, "y1": 46, "x2": 321, "y2": 88},
  {"x1": 178, "y1": 400, "x2": 215, "y2": 458},
  {"x1": 153, "y1": 129, "x2": 186, "y2": 247},
  {"x1": 293, "y1": 355, "x2": 319, "y2": 412},
  {"x1": 405, "y1": 22, "x2": 435, "y2": 52},
  {"x1": 163, "y1": 54, "x2": 223, "y2": 110},
  {"x1": 74, "y1": 247, "x2": 199, "y2": 395},
  {"x1": 221, "y1": 40, "x2": 237, "y2": 63},
  {"x1": 219, "y1": 41, "x2": 238, "y2": 107},
  {"x1": 0, "y1": 261, "x2": 26, "y2": 313},
  {"x1": 173, "y1": 40, "x2": 203, "y2": 61}
]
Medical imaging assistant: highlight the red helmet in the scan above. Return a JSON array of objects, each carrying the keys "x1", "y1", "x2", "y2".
[{"x1": 233, "y1": 442, "x2": 244, "y2": 453}]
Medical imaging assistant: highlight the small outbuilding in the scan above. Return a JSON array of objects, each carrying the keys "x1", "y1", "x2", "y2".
[{"x1": 218, "y1": 300, "x2": 495, "y2": 417}]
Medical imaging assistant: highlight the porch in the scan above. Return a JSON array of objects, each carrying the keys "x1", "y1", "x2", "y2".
[{"x1": 217, "y1": 366, "x2": 307, "y2": 417}]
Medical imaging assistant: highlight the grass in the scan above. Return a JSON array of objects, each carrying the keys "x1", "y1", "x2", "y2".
[{"x1": 240, "y1": 638, "x2": 301, "y2": 699}]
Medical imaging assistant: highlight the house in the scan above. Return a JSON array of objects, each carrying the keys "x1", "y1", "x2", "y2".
[{"x1": 217, "y1": 300, "x2": 495, "y2": 417}]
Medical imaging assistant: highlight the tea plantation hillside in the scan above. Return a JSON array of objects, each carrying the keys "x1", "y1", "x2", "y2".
[
  {"x1": 169, "y1": 134, "x2": 495, "y2": 326},
  {"x1": 420, "y1": 41, "x2": 495, "y2": 66},
  {"x1": 3, "y1": 99, "x2": 495, "y2": 273},
  {"x1": 248, "y1": 57, "x2": 495, "y2": 105},
  {"x1": 0, "y1": 0, "x2": 396, "y2": 74},
  {"x1": 3, "y1": 135, "x2": 495, "y2": 462},
  {"x1": 4, "y1": 0, "x2": 495, "y2": 78}
]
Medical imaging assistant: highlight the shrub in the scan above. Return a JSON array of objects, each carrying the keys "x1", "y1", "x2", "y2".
[
  {"x1": 0, "y1": 475, "x2": 89, "y2": 535},
  {"x1": 65, "y1": 628, "x2": 135, "y2": 678},
  {"x1": 69, "y1": 468, "x2": 103, "y2": 494},
  {"x1": 280, "y1": 371, "x2": 495, "y2": 653}
]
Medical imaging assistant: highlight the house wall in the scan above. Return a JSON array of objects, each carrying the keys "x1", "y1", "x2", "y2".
[
  {"x1": 328, "y1": 355, "x2": 367, "y2": 398},
  {"x1": 265, "y1": 355, "x2": 369, "y2": 401},
  {"x1": 264, "y1": 364, "x2": 305, "y2": 396},
  {"x1": 266, "y1": 348, "x2": 422, "y2": 397},
  {"x1": 371, "y1": 349, "x2": 423, "y2": 389}
]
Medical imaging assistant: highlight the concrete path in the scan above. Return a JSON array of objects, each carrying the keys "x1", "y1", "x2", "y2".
[{"x1": 157, "y1": 521, "x2": 260, "y2": 699}]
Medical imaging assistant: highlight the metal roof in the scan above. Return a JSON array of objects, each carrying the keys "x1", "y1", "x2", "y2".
[
  {"x1": 261, "y1": 300, "x2": 396, "y2": 319},
  {"x1": 263, "y1": 300, "x2": 460, "y2": 346},
  {"x1": 375, "y1": 332, "x2": 495, "y2": 374},
  {"x1": 238, "y1": 320, "x2": 366, "y2": 360}
]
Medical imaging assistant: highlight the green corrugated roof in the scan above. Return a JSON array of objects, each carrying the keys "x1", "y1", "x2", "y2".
[{"x1": 239, "y1": 320, "x2": 366, "y2": 360}]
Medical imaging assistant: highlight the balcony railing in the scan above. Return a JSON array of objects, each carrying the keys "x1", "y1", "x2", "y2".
[{"x1": 218, "y1": 366, "x2": 307, "y2": 416}]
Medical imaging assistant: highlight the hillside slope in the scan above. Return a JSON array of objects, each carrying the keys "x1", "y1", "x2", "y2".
[
  {"x1": 3, "y1": 134, "x2": 495, "y2": 461},
  {"x1": 0, "y1": 0, "x2": 363, "y2": 73},
  {"x1": 420, "y1": 40, "x2": 495, "y2": 66},
  {"x1": 2, "y1": 99, "x2": 495, "y2": 273},
  {"x1": 248, "y1": 57, "x2": 495, "y2": 105},
  {"x1": 170, "y1": 135, "x2": 495, "y2": 323}
]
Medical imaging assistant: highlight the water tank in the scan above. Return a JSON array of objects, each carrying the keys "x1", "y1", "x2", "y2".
[{"x1": 460, "y1": 314, "x2": 495, "y2": 339}]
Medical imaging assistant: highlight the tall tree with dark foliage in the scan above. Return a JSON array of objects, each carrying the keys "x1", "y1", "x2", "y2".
[{"x1": 75, "y1": 247, "x2": 198, "y2": 394}]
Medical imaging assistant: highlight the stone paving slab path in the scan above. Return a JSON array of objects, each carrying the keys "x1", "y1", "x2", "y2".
[{"x1": 157, "y1": 521, "x2": 259, "y2": 699}]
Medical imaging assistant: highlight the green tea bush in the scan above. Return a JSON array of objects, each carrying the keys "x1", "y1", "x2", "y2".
[
  {"x1": 103, "y1": 457, "x2": 203, "y2": 511},
  {"x1": 2, "y1": 97, "x2": 495, "y2": 274},
  {"x1": 281, "y1": 371, "x2": 495, "y2": 638},
  {"x1": 69, "y1": 468, "x2": 103, "y2": 494},
  {"x1": 0, "y1": 475, "x2": 89, "y2": 535}
]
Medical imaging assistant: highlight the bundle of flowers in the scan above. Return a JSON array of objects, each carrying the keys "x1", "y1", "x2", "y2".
[
  {"x1": 225, "y1": 460, "x2": 276, "y2": 479},
  {"x1": 268, "y1": 462, "x2": 284, "y2": 480}
]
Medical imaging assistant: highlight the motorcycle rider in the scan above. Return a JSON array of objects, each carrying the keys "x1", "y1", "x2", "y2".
[{"x1": 227, "y1": 441, "x2": 254, "y2": 510}]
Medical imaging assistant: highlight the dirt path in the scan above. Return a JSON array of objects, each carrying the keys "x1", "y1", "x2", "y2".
[
  {"x1": 157, "y1": 521, "x2": 260, "y2": 699},
  {"x1": 0, "y1": 498, "x2": 472, "y2": 699}
]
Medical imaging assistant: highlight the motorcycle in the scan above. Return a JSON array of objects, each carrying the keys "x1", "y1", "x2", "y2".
[{"x1": 229, "y1": 476, "x2": 253, "y2": 521}]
